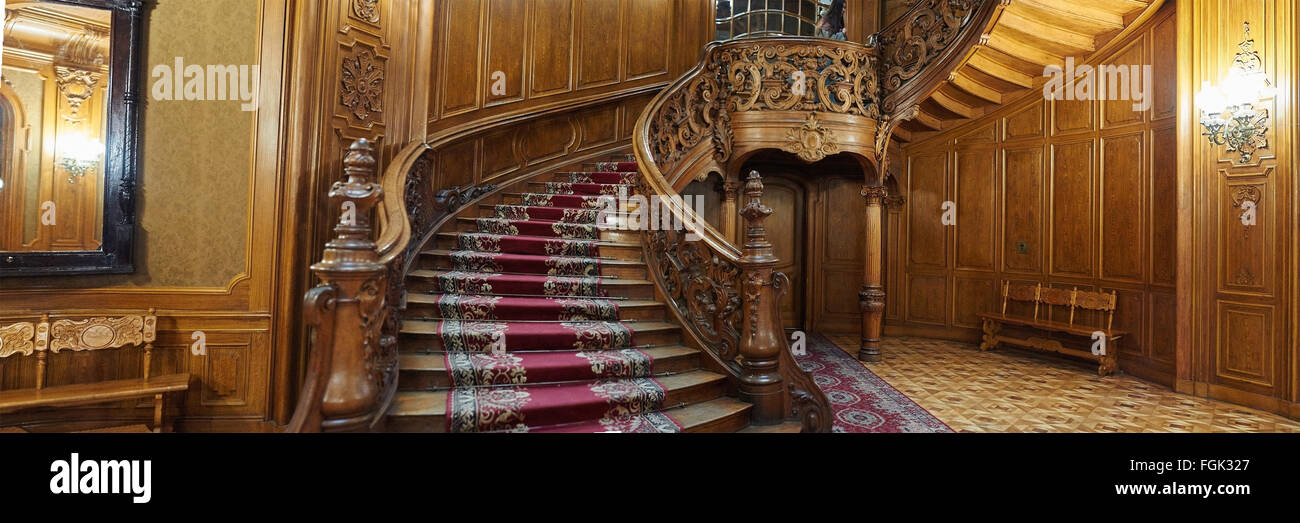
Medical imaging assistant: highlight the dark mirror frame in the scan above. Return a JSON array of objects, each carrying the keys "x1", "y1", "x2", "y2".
[{"x1": 0, "y1": 0, "x2": 144, "y2": 277}]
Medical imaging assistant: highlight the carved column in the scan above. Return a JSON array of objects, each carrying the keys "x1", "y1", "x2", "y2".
[
  {"x1": 719, "y1": 178, "x2": 741, "y2": 244},
  {"x1": 737, "y1": 171, "x2": 785, "y2": 423},
  {"x1": 859, "y1": 185, "x2": 888, "y2": 362},
  {"x1": 307, "y1": 139, "x2": 387, "y2": 431}
]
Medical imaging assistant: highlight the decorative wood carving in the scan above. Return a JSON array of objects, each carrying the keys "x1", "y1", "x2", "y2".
[
  {"x1": 877, "y1": 0, "x2": 991, "y2": 113},
  {"x1": 645, "y1": 229, "x2": 744, "y2": 369},
  {"x1": 53, "y1": 66, "x2": 102, "y2": 116},
  {"x1": 49, "y1": 315, "x2": 144, "y2": 353},
  {"x1": 340, "y1": 47, "x2": 385, "y2": 124},
  {"x1": 785, "y1": 114, "x2": 839, "y2": 162},
  {"x1": 293, "y1": 139, "x2": 388, "y2": 432},
  {"x1": 0, "y1": 322, "x2": 36, "y2": 358},
  {"x1": 351, "y1": 0, "x2": 380, "y2": 23}
]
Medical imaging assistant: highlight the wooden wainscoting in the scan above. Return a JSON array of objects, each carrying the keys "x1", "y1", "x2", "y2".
[{"x1": 892, "y1": 5, "x2": 1179, "y2": 386}]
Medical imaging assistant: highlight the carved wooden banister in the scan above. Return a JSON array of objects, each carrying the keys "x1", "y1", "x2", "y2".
[
  {"x1": 289, "y1": 139, "x2": 387, "y2": 432},
  {"x1": 875, "y1": 0, "x2": 1003, "y2": 118}
]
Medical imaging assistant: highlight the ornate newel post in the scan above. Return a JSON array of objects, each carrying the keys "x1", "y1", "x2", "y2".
[
  {"x1": 301, "y1": 139, "x2": 387, "y2": 431},
  {"x1": 737, "y1": 170, "x2": 785, "y2": 423},
  {"x1": 859, "y1": 185, "x2": 888, "y2": 362}
]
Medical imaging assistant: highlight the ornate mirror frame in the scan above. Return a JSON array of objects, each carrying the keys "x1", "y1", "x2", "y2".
[{"x1": 0, "y1": 0, "x2": 144, "y2": 276}]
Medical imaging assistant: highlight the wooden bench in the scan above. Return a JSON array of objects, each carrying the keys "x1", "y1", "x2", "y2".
[
  {"x1": 976, "y1": 282, "x2": 1126, "y2": 377},
  {"x1": 0, "y1": 310, "x2": 190, "y2": 432}
]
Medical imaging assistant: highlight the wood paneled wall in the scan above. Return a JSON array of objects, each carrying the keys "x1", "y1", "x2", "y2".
[
  {"x1": 0, "y1": 0, "x2": 715, "y2": 430},
  {"x1": 426, "y1": 0, "x2": 711, "y2": 136},
  {"x1": 891, "y1": 5, "x2": 1179, "y2": 385},
  {"x1": 1178, "y1": 0, "x2": 1300, "y2": 418}
]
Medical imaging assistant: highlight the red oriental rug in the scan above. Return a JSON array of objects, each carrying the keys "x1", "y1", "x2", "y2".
[{"x1": 794, "y1": 333, "x2": 952, "y2": 433}]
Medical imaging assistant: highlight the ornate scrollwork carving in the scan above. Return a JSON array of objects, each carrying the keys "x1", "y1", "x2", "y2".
[
  {"x1": 352, "y1": 0, "x2": 380, "y2": 23},
  {"x1": 877, "y1": 0, "x2": 983, "y2": 110},
  {"x1": 1230, "y1": 185, "x2": 1261, "y2": 208},
  {"x1": 0, "y1": 322, "x2": 36, "y2": 358},
  {"x1": 644, "y1": 229, "x2": 743, "y2": 370}
]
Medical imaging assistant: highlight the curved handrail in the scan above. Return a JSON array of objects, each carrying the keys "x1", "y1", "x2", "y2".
[{"x1": 876, "y1": 0, "x2": 1003, "y2": 116}]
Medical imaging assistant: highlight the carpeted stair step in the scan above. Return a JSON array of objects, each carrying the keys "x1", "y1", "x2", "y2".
[
  {"x1": 404, "y1": 293, "x2": 665, "y2": 321},
  {"x1": 409, "y1": 270, "x2": 607, "y2": 297},
  {"x1": 552, "y1": 171, "x2": 639, "y2": 185},
  {"x1": 530, "y1": 181, "x2": 635, "y2": 196},
  {"x1": 384, "y1": 370, "x2": 727, "y2": 433},
  {"x1": 478, "y1": 203, "x2": 641, "y2": 224},
  {"x1": 464, "y1": 217, "x2": 602, "y2": 240},
  {"x1": 408, "y1": 268, "x2": 654, "y2": 298},
  {"x1": 418, "y1": 249, "x2": 648, "y2": 279},
  {"x1": 435, "y1": 232, "x2": 644, "y2": 260},
  {"x1": 398, "y1": 319, "x2": 679, "y2": 352},
  {"x1": 397, "y1": 345, "x2": 701, "y2": 390}
]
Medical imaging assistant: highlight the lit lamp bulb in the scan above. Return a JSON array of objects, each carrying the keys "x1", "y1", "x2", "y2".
[
  {"x1": 59, "y1": 134, "x2": 105, "y2": 184},
  {"x1": 1196, "y1": 81, "x2": 1228, "y2": 114}
]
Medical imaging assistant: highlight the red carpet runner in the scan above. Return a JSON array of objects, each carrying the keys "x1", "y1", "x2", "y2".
[{"x1": 433, "y1": 160, "x2": 682, "y2": 433}]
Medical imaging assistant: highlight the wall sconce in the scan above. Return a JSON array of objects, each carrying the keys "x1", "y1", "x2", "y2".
[
  {"x1": 58, "y1": 134, "x2": 105, "y2": 184},
  {"x1": 1196, "y1": 22, "x2": 1274, "y2": 164}
]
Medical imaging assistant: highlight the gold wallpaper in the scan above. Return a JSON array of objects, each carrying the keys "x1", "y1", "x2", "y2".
[{"x1": 9, "y1": 0, "x2": 259, "y2": 288}]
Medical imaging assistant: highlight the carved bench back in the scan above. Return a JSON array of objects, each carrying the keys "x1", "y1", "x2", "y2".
[
  {"x1": 0, "y1": 309, "x2": 158, "y2": 390},
  {"x1": 999, "y1": 282, "x2": 1117, "y2": 332}
]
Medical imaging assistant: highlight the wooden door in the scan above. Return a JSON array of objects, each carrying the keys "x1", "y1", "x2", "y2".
[
  {"x1": 760, "y1": 175, "x2": 806, "y2": 329},
  {"x1": 809, "y1": 175, "x2": 866, "y2": 333}
]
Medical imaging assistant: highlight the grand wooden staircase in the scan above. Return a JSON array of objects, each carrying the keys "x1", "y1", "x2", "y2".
[
  {"x1": 286, "y1": 0, "x2": 1010, "y2": 433},
  {"x1": 384, "y1": 156, "x2": 752, "y2": 432}
]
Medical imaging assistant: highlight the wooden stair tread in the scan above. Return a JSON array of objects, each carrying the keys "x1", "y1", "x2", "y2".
[
  {"x1": 738, "y1": 420, "x2": 804, "y2": 433},
  {"x1": 664, "y1": 397, "x2": 753, "y2": 432}
]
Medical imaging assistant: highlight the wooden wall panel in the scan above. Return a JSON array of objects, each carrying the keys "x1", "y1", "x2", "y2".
[
  {"x1": 893, "y1": 5, "x2": 1179, "y2": 385},
  {"x1": 486, "y1": 0, "x2": 527, "y2": 105},
  {"x1": 440, "y1": 0, "x2": 485, "y2": 116},
  {"x1": 1050, "y1": 140, "x2": 1094, "y2": 277},
  {"x1": 1101, "y1": 132, "x2": 1144, "y2": 282},
  {"x1": 577, "y1": 0, "x2": 622, "y2": 88},
  {"x1": 529, "y1": 0, "x2": 575, "y2": 97},
  {"x1": 1002, "y1": 146, "x2": 1043, "y2": 274},
  {"x1": 955, "y1": 149, "x2": 996, "y2": 270},
  {"x1": 624, "y1": 0, "x2": 670, "y2": 80},
  {"x1": 908, "y1": 152, "x2": 948, "y2": 268}
]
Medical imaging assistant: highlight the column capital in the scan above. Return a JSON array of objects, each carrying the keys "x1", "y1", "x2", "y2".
[{"x1": 860, "y1": 185, "x2": 888, "y2": 206}]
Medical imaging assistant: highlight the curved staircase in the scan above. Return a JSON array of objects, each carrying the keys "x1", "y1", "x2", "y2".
[{"x1": 384, "y1": 157, "x2": 753, "y2": 432}]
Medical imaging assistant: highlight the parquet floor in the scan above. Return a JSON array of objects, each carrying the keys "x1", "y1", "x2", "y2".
[{"x1": 826, "y1": 334, "x2": 1300, "y2": 433}]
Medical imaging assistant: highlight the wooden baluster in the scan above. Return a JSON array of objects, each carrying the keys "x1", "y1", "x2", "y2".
[
  {"x1": 858, "y1": 185, "x2": 887, "y2": 362},
  {"x1": 737, "y1": 170, "x2": 785, "y2": 424},
  {"x1": 719, "y1": 178, "x2": 741, "y2": 244},
  {"x1": 302, "y1": 138, "x2": 387, "y2": 432}
]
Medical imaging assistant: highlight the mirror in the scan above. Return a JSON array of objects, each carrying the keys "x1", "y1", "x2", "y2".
[{"x1": 0, "y1": 0, "x2": 142, "y2": 276}]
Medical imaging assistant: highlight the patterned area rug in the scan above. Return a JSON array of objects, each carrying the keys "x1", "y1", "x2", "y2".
[{"x1": 795, "y1": 333, "x2": 952, "y2": 433}]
